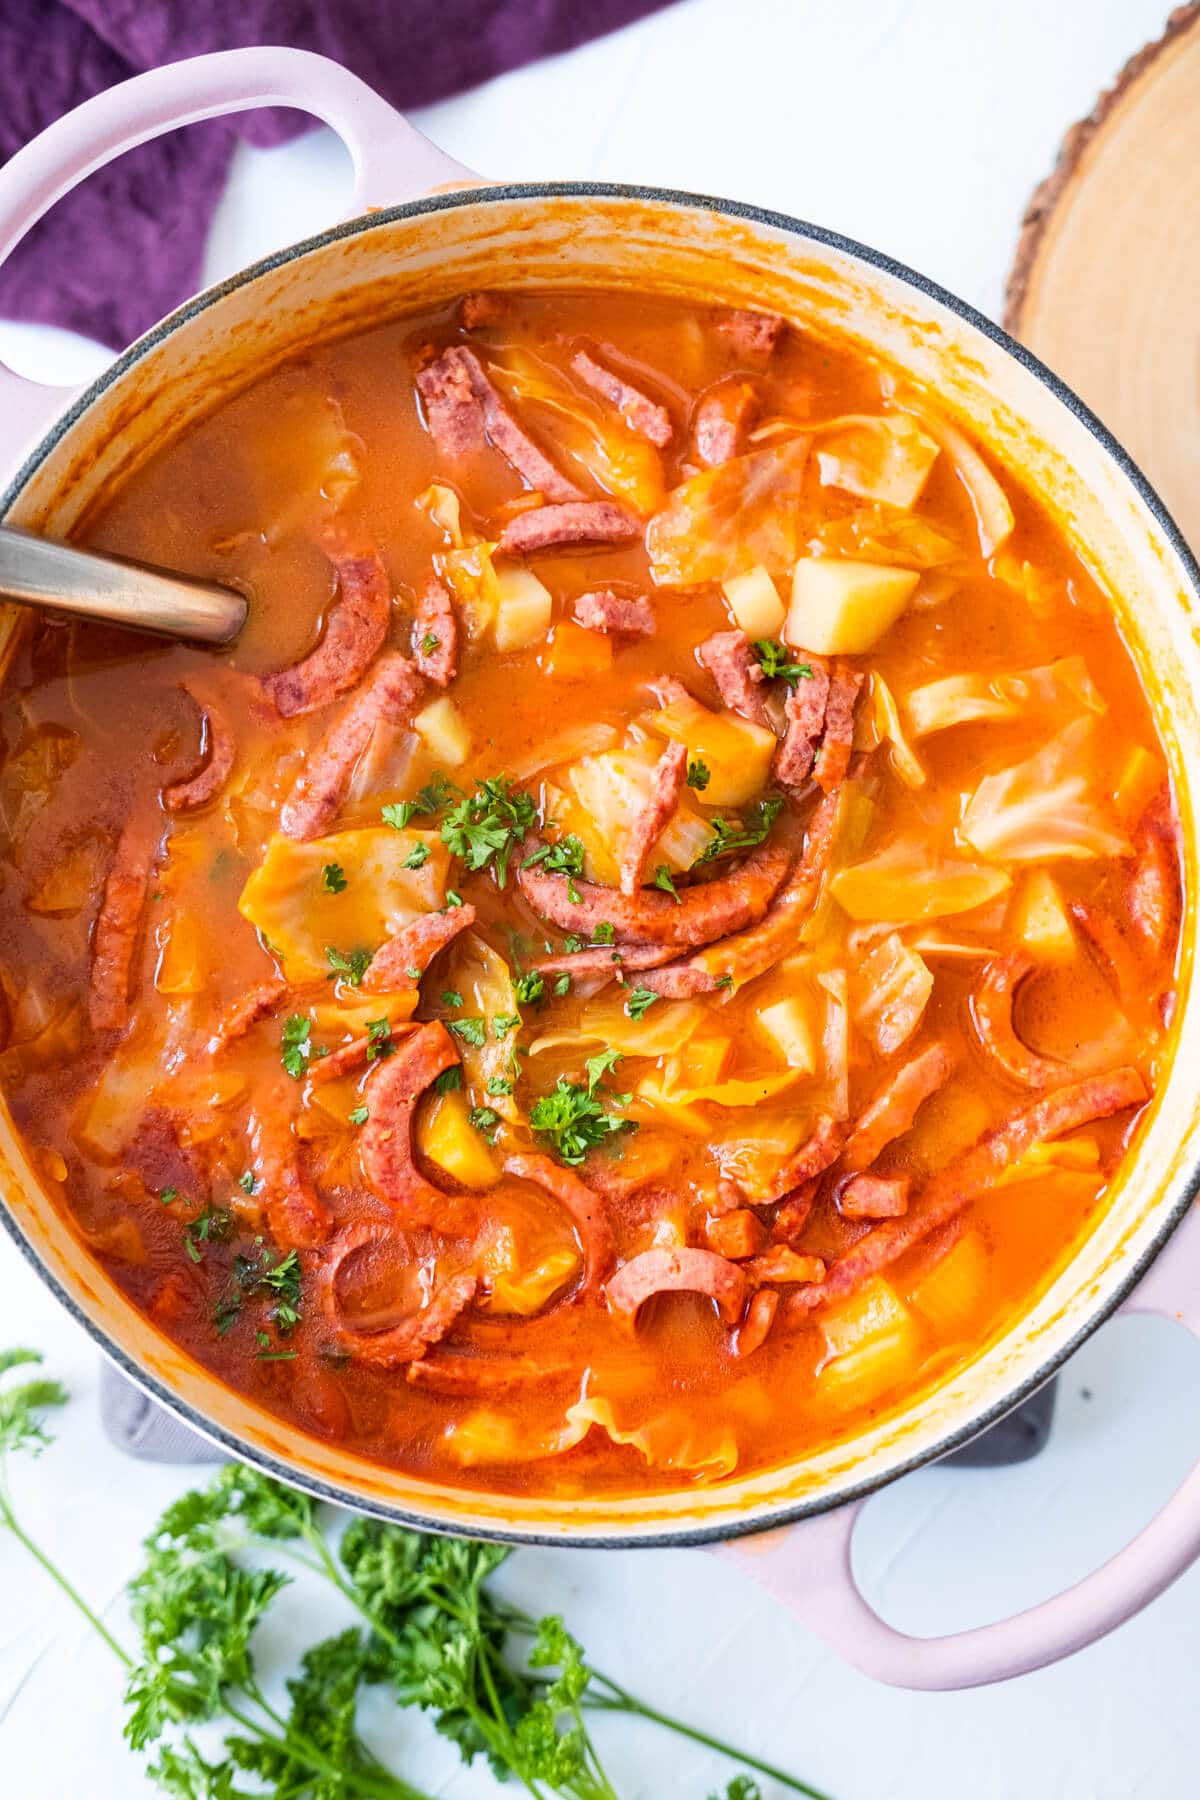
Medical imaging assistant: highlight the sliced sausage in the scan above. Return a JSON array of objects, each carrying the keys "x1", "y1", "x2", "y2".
[
  {"x1": 840, "y1": 1173, "x2": 910, "y2": 1220},
  {"x1": 280, "y1": 652, "x2": 425, "y2": 841},
  {"x1": 771, "y1": 1180, "x2": 818, "y2": 1245},
  {"x1": 363, "y1": 903, "x2": 478, "y2": 995},
  {"x1": 619, "y1": 739, "x2": 688, "y2": 898},
  {"x1": 812, "y1": 662, "x2": 864, "y2": 794},
  {"x1": 716, "y1": 308, "x2": 785, "y2": 359},
  {"x1": 417, "y1": 344, "x2": 581, "y2": 501},
  {"x1": 261, "y1": 542, "x2": 391, "y2": 718},
  {"x1": 360, "y1": 1020, "x2": 476, "y2": 1234},
  {"x1": 607, "y1": 1245, "x2": 748, "y2": 1326},
  {"x1": 694, "y1": 381, "x2": 758, "y2": 466},
  {"x1": 499, "y1": 500, "x2": 642, "y2": 556},
  {"x1": 503, "y1": 1151, "x2": 616, "y2": 1294},
  {"x1": 699, "y1": 629, "x2": 771, "y2": 728},
  {"x1": 163, "y1": 681, "x2": 236, "y2": 812},
  {"x1": 743, "y1": 1247, "x2": 826, "y2": 1284},
  {"x1": 209, "y1": 978, "x2": 288, "y2": 1050},
  {"x1": 1128, "y1": 789, "x2": 1181, "y2": 958},
  {"x1": 1069, "y1": 901, "x2": 1142, "y2": 1010},
  {"x1": 571, "y1": 348, "x2": 673, "y2": 447},
  {"x1": 731, "y1": 1113, "x2": 844, "y2": 1207},
  {"x1": 90, "y1": 822, "x2": 154, "y2": 1033},
  {"x1": 842, "y1": 1040, "x2": 955, "y2": 1173},
  {"x1": 774, "y1": 657, "x2": 830, "y2": 788},
  {"x1": 970, "y1": 954, "x2": 1063, "y2": 1089},
  {"x1": 317, "y1": 1223, "x2": 477, "y2": 1369},
  {"x1": 573, "y1": 589, "x2": 655, "y2": 636},
  {"x1": 704, "y1": 1208, "x2": 768, "y2": 1259},
  {"x1": 413, "y1": 578, "x2": 458, "y2": 686},
  {"x1": 735, "y1": 1287, "x2": 779, "y2": 1357},
  {"x1": 247, "y1": 1101, "x2": 333, "y2": 1250},
  {"x1": 309, "y1": 1018, "x2": 420, "y2": 1086},
  {"x1": 533, "y1": 941, "x2": 679, "y2": 980}
]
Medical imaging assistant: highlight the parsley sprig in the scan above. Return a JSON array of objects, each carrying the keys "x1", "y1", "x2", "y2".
[
  {"x1": 441, "y1": 775, "x2": 537, "y2": 887},
  {"x1": 529, "y1": 1051, "x2": 637, "y2": 1166},
  {"x1": 0, "y1": 1353, "x2": 832, "y2": 1800},
  {"x1": 752, "y1": 640, "x2": 813, "y2": 687},
  {"x1": 693, "y1": 795, "x2": 785, "y2": 866}
]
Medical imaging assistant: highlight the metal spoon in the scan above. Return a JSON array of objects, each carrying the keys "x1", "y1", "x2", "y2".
[{"x1": 0, "y1": 525, "x2": 248, "y2": 645}]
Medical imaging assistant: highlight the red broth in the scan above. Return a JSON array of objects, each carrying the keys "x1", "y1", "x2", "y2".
[{"x1": 0, "y1": 291, "x2": 1179, "y2": 1493}]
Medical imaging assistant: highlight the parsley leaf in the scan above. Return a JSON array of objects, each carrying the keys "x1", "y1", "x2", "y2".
[
  {"x1": 441, "y1": 776, "x2": 537, "y2": 887},
  {"x1": 515, "y1": 971, "x2": 545, "y2": 1005},
  {"x1": 404, "y1": 841, "x2": 431, "y2": 870},
  {"x1": 592, "y1": 921, "x2": 615, "y2": 946},
  {"x1": 626, "y1": 986, "x2": 660, "y2": 1021},
  {"x1": 348, "y1": 1105, "x2": 369, "y2": 1126},
  {"x1": 237, "y1": 1170, "x2": 255, "y2": 1194},
  {"x1": 441, "y1": 989, "x2": 464, "y2": 1009},
  {"x1": 445, "y1": 889, "x2": 465, "y2": 908},
  {"x1": 553, "y1": 973, "x2": 571, "y2": 997},
  {"x1": 159, "y1": 1186, "x2": 178, "y2": 1206},
  {"x1": 562, "y1": 933, "x2": 587, "y2": 955},
  {"x1": 421, "y1": 632, "x2": 440, "y2": 655},
  {"x1": 687, "y1": 757, "x2": 711, "y2": 791},
  {"x1": 0, "y1": 1349, "x2": 67, "y2": 1457},
  {"x1": 381, "y1": 773, "x2": 457, "y2": 832},
  {"x1": 752, "y1": 639, "x2": 813, "y2": 687},
  {"x1": 529, "y1": 1054, "x2": 636, "y2": 1166},
  {"x1": 521, "y1": 835, "x2": 585, "y2": 879},
  {"x1": 694, "y1": 795, "x2": 785, "y2": 866},
  {"x1": 448, "y1": 1016, "x2": 486, "y2": 1048},
  {"x1": 281, "y1": 1014, "x2": 313, "y2": 1079},
  {"x1": 492, "y1": 1013, "x2": 519, "y2": 1038},
  {"x1": 365, "y1": 1018, "x2": 395, "y2": 1063},
  {"x1": 433, "y1": 1065, "x2": 463, "y2": 1094},
  {"x1": 652, "y1": 864, "x2": 681, "y2": 902},
  {"x1": 468, "y1": 1106, "x2": 501, "y2": 1141},
  {"x1": 486, "y1": 1075, "x2": 514, "y2": 1096},
  {"x1": 325, "y1": 945, "x2": 373, "y2": 987},
  {"x1": 321, "y1": 861, "x2": 348, "y2": 894}
]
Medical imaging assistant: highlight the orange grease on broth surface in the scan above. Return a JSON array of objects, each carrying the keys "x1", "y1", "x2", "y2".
[{"x1": 0, "y1": 289, "x2": 1178, "y2": 1497}]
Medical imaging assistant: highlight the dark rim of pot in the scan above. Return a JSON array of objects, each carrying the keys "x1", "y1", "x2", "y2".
[{"x1": 1, "y1": 180, "x2": 1198, "y2": 1550}]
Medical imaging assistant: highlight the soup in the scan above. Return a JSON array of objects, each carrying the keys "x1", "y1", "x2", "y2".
[{"x1": 0, "y1": 291, "x2": 1180, "y2": 1493}]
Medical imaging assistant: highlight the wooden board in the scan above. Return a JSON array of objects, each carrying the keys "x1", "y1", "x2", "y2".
[{"x1": 1005, "y1": 4, "x2": 1200, "y2": 554}]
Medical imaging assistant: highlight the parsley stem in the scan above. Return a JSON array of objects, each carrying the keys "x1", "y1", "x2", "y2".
[
  {"x1": 224, "y1": 1697, "x2": 422, "y2": 1800},
  {"x1": 0, "y1": 1477, "x2": 133, "y2": 1669}
]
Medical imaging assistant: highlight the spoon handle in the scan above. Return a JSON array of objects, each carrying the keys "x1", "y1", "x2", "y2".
[{"x1": 0, "y1": 528, "x2": 248, "y2": 645}]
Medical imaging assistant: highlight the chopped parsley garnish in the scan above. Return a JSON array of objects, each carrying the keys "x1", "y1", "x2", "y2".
[
  {"x1": 184, "y1": 1206, "x2": 233, "y2": 1263},
  {"x1": 448, "y1": 1016, "x2": 487, "y2": 1048},
  {"x1": 320, "y1": 862, "x2": 348, "y2": 894},
  {"x1": 625, "y1": 986, "x2": 660, "y2": 1021},
  {"x1": 325, "y1": 945, "x2": 373, "y2": 987},
  {"x1": 237, "y1": 1171, "x2": 255, "y2": 1194},
  {"x1": 592, "y1": 921, "x2": 615, "y2": 946},
  {"x1": 421, "y1": 632, "x2": 440, "y2": 655},
  {"x1": 486, "y1": 1075, "x2": 513, "y2": 1096},
  {"x1": 529, "y1": 1051, "x2": 636, "y2": 1166},
  {"x1": 521, "y1": 835, "x2": 586, "y2": 881},
  {"x1": 281, "y1": 1014, "x2": 313, "y2": 1079},
  {"x1": 381, "y1": 773, "x2": 456, "y2": 832},
  {"x1": 365, "y1": 1018, "x2": 396, "y2": 1063},
  {"x1": 404, "y1": 842, "x2": 431, "y2": 870},
  {"x1": 405, "y1": 964, "x2": 422, "y2": 979},
  {"x1": 693, "y1": 795, "x2": 785, "y2": 866},
  {"x1": 441, "y1": 989, "x2": 464, "y2": 1009},
  {"x1": 492, "y1": 1013, "x2": 519, "y2": 1038},
  {"x1": 348, "y1": 1105, "x2": 369, "y2": 1126},
  {"x1": 554, "y1": 973, "x2": 571, "y2": 997},
  {"x1": 753, "y1": 640, "x2": 813, "y2": 686},
  {"x1": 715, "y1": 973, "x2": 734, "y2": 990},
  {"x1": 159, "y1": 1186, "x2": 178, "y2": 1206},
  {"x1": 441, "y1": 775, "x2": 537, "y2": 887},
  {"x1": 686, "y1": 758, "x2": 711, "y2": 791},
  {"x1": 652, "y1": 864, "x2": 681, "y2": 902},
  {"x1": 515, "y1": 971, "x2": 545, "y2": 1005},
  {"x1": 562, "y1": 934, "x2": 587, "y2": 955},
  {"x1": 445, "y1": 890, "x2": 464, "y2": 908},
  {"x1": 468, "y1": 1105, "x2": 501, "y2": 1141},
  {"x1": 433, "y1": 1065, "x2": 463, "y2": 1094}
]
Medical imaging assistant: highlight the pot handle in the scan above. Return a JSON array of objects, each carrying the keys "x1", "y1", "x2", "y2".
[
  {"x1": 0, "y1": 46, "x2": 475, "y2": 462},
  {"x1": 715, "y1": 1200, "x2": 1200, "y2": 1689}
]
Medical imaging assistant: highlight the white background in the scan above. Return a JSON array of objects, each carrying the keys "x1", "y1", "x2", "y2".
[{"x1": 2, "y1": 3, "x2": 1198, "y2": 1796}]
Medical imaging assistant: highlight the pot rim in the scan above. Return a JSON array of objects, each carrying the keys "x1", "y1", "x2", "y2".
[{"x1": 3, "y1": 178, "x2": 1199, "y2": 1547}]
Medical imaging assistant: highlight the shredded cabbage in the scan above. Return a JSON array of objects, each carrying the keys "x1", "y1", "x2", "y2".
[
  {"x1": 905, "y1": 656, "x2": 1105, "y2": 739},
  {"x1": 960, "y1": 719, "x2": 1131, "y2": 865},
  {"x1": 832, "y1": 843, "x2": 1011, "y2": 922},
  {"x1": 814, "y1": 413, "x2": 940, "y2": 508},
  {"x1": 647, "y1": 438, "x2": 811, "y2": 586},
  {"x1": 852, "y1": 932, "x2": 933, "y2": 1056},
  {"x1": 490, "y1": 346, "x2": 664, "y2": 512}
]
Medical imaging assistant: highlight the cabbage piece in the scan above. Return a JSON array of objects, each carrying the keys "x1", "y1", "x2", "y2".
[
  {"x1": 817, "y1": 968, "x2": 850, "y2": 1119},
  {"x1": 477, "y1": 1187, "x2": 580, "y2": 1314},
  {"x1": 960, "y1": 719, "x2": 1131, "y2": 865},
  {"x1": 444, "y1": 1407, "x2": 590, "y2": 1467},
  {"x1": 560, "y1": 744, "x2": 712, "y2": 885},
  {"x1": 238, "y1": 827, "x2": 448, "y2": 982},
  {"x1": 647, "y1": 438, "x2": 810, "y2": 586},
  {"x1": 651, "y1": 1069, "x2": 802, "y2": 1109},
  {"x1": 905, "y1": 407, "x2": 1014, "y2": 557},
  {"x1": 832, "y1": 843, "x2": 1011, "y2": 922},
  {"x1": 869, "y1": 674, "x2": 926, "y2": 787},
  {"x1": 647, "y1": 692, "x2": 776, "y2": 809},
  {"x1": 224, "y1": 391, "x2": 362, "y2": 547},
  {"x1": 430, "y1": 932, "x2": 521, "y2": 1125},
  {"x1": 814, "y1": 414, "x2": 940, "y2": 508},
  {"x1": 490, "y1": 346, "x2": 664, "y2": 512},
  {"x1": 530, "y1": 995, "x2": 706, "y2": 1063},
  {"x1": 26, "y1": 834, "x2": 104, "y2": 916},
  {"x1": 0, "y1": 997, "x2": 84, "y2": 1086},
  {"x1": 905, "y1": 656, "x2": 1105, "y2": 739},
  {"x1": 566, "y1": 1395, "x2": 739, "y2": 1478},
  {"x1": 852, "y1": 932, "x2": 933, "y2": 1056},
  {"x1": 415, "y1": 481, "x2": 469, "y2": 548},
  {"x1": 807, "y1": 505, "x2": 962, "y2": 570},
  {"x1": 0, "y1": 723, "x2": 81, "y2": 841},
  {"x1": 440, "y1": 539, "x2": 502, "y2": 642},
  {"x1": 818, "y1": 1276, "x2": 922, "y2": 1403},
  {"x1": 508, "y1": 722, "x2": 620, "y2": 783}
]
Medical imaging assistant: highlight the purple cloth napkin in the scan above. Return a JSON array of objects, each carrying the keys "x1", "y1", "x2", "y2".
[{"x1": 0, "y1": 0, "x2": 677, "y2": 350}]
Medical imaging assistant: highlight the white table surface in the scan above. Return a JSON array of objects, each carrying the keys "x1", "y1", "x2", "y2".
[{"x1": 2, "y1": 3, "x2": 1197, "y2": 1795}]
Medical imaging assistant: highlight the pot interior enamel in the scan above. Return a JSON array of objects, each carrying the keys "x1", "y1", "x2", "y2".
[{"x1": 2, "y1": 186, "x2": 1198, "y2": 1544}]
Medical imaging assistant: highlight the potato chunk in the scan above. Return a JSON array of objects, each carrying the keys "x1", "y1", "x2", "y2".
[{"x1": 785, "y1": 558, "x2": 918, "y2": 655}]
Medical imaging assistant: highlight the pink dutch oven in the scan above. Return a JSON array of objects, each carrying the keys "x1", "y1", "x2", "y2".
[{"x1": 1, "y1": 46, "x2": 1199, "y2": 1694}]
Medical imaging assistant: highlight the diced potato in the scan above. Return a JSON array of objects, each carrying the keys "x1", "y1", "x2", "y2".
[
  {"x1": 785, "y1": 558, "x2": 919, "y2": 656},
  {"x1": 722, "y1": 565, "x2": 785, "y2": 639},
  {"x1": 543, "y1": 622, "x2": 614, "y2": 680},
  {"x1": 754, "y1": 996, "x2": 818, "y2": 1073},
  {"x1": 418, "y1": 1088, "x2": 502, "y2": 1190},
  {"x1": 648, "y1": 692, "x2": 775, "y2": 807},
  {"x1": 564, "y1": 746, "x2": 711, "y2": 885},
  {"x1": 1114, "y1": 744, "x2": 1165, "y2": 827},
  {"x1": 238, "y1": 827, "x2": 447, "y2": 982},
  {"x1": 1007, "y1": 870, "x2": 1076, "y2": 965},
  {"x1": 904, "y1": 1232, "x2": 989, "y2": 1338},
  {"x1": 831, "y1": 845, "x2": 1010, "y2": 922},
  {"x1": 493, "y1": 564, "x2": 553, "y2": 651},
  {"x1": 413, "y1": 695, "x2": 471, "y2": 767},
  {"x1": 819, "y1": 1276, "x2": 922, "y2": 1403}
]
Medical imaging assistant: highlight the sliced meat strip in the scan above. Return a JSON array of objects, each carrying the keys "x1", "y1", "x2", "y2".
[
  {"x1": 842, "y1": 1040, "x2": 955, "y2": 1173},
  {"x1": 407, "y1": 1348, "x2": 572, "y2": 1393},
  {"x1": 163, "y1": 680, "x2": 236, "y2": 812},
  {"x1": 417, "y1": 345, "x2": 581, "y2": 501},
  {"x1": 571, "y1": 348, "x2": 673, "y2": 447},
  {"x1": 735, "y1": 1287, "x2": 779, "y2": 1357},
  {"x1": 694, "y1": 382, "x2": 758, "y2": 467},
  {"x1": 209, "y1": 978, "x2": 288, "y2": 1049},
  {"x1": 518, "y1": 831, "x2": 791, "y2": 949},
  {"x1": 970, "y1": 954, "x2": 1063, "y2": 1089},
  {"x1": 261, "y1": 542, "x2": 391, "y2": 718},
  {"x1": 812, "y1": 662, "x2": 864, "y2": 794},
  {"x1": 607, "y1": 1245, "x2": 747, "y2": 1326},
  {"x1": 280, "y1": 652, "x2": 425, "y2": 841},
  {"x1": 636, "y1": 789, "x2": 840, "y2": 997},
  {"x1": 533, "y1": 941, "x2": 678, "y2": 980},
  {"x1": 499, "y1": 500, "x2": 642, "y2": 557},
  {"x1": 774, "y1": 656, "x2": 831, "y2": 788},
  {"x1": 363, "y1": 903, "x2": 478, "y2": 994},
  {"x1": 791, "y1": 1067, "x2": 1148, "y2": 1315},
  {"x1": 840, "y1": 1173, "x2": 910, "y2": 1220},
  {"x1": 318, "y1": 1223, "x2": 477, "y2": 1369},
  {"x1": 1069, "y1": 901, "x2": 1142, "y2": 1010},
  {"x1": 412, "y1": 578, "x2": 458, "y2": 686},
  {"x1": 90, "y1": 822, "x2": 154, "y2": 1033},
  {"x1": 248, "y1": 1109, "x2": 333, "y2": 1250},
  {"x1": 699, "y1": 629, "x2": 770, "y2": 728},
  {"x1": 771, "y1": 1180, "x2": 818, "y2": 1245},
  {"x1": 360, "y1": 1021, "x2": 476, "y2": 1234},
  {"x1": 733, "y1": 1112, "x2": 844, "y2": 1208},
  {"x1": 619, "y1": 739, "x2": 688, "y2": 898},
  {"x1": 503, "y1": 1151, "x2": 616, "y2": 1294},
  {"x1": 716, "y1": 309, "x2": 785, "y2": 358},
  {"x1": 308, "y1": 1020, "x2": 421, "y2": 1087},
  {"x1": 704, "y1": 1208, "x2": 767, "y2": 1259},
  {"x1": 743, "y1": 1248, "x2": 826, "y2": 1284},
  {"x1": 573, "y1": 589, "x2": 655, "y2": 636},
  {"x1": 1128, "y1": 788, "x2": 1181, "y2": 957}
]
